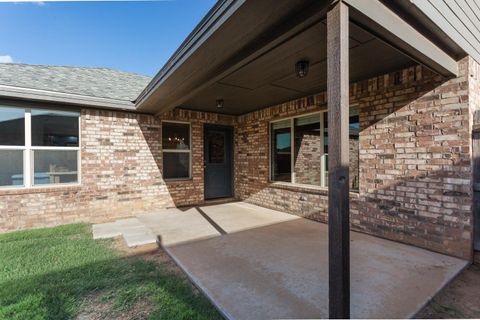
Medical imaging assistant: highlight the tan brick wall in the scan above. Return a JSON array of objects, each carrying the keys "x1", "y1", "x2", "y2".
[
  {"x1": 0, "y1": 109, "x2": 171, "y2": 231},
  {"x1": 0, "y1": 59, "x2": 476, "y2": 260},
  {"x1": 159, "y1": 108, "x2": 236, "y2": 206},
  {"x1": 0, "y1": 108, "x2": 234, "y2": 231},
  {"x1": 235, "y1": 59, "x2": 474, "y2": 259}
]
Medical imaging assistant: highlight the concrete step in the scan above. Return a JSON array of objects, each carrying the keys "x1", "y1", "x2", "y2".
[{"x1": 92, "y1": 217, "x2": 157, "y2": 247}]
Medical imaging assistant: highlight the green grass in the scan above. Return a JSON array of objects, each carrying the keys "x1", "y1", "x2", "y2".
[{"x1": 0, "y1": 224, "x2": 222, "y2": 320}]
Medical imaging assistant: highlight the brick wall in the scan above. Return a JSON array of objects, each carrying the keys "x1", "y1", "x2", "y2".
[
  {"x1": 160, "y1": 109, "x2": 236, "y2": 206},
  {"x1": 0, "y1": 109, "x2": 170, "y2": 231},
  {"x1": 0, "y1": 59, "x2": 476, "y2": 259},
  {"x1": 0, "y1": 108, "x2": 234, "y2": 231},
  {"x1": 236, "y1": 59, "x2": 474, "y2": 259}
]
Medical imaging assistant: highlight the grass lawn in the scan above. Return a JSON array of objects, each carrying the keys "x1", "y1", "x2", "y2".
[{"x1": 0, "y1": 223, "x2": 222, "y2": 320}]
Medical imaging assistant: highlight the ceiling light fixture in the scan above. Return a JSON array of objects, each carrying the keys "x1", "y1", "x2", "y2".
[
  {"x1": 216, "y1": 99, "x2": 224, "y2": 109},
  {"x1": 295, "y1": 60, "x2": 309, "y2": 78}
]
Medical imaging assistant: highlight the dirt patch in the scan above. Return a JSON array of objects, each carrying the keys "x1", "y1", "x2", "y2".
[
  {"x1": 417, "y1": 263, "x2": 480, "y2": 319},
  {"x1": 76, "y1": 238, "x2": 200, "y2": 319},
  {"x1": 76, "y1": 293, "x2": 154, "y2": 320},
  {"x1": 111, "y1": 237, "x2": 186, "y2": 277}
]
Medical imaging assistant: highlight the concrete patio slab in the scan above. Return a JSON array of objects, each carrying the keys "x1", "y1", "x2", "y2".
[
  {"x1": 137, "y1": 207, "x2": 221, "y2": 246},
  {"x1": 198, "y1": 202, "x2": 299, "y2": 234},
  {"x1": 162, "y1": 202, "x2": 468, "y2": 319},
  {"x1": 92, "y1": 202, "x2": 468, "y2": 319},
  {"x1": 92, "y1": 207, "x2": 223, "y2": 247}
]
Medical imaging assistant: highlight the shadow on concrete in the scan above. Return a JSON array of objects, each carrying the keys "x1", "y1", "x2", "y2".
[{"x1": 160, "y1": 207, "x2": 468, "y2": 319}]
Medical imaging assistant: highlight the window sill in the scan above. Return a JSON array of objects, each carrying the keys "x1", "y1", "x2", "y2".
[
  {"x1": 0, "y1": 184, "x2": 81, "y2": 196},
  {"x1": 268, "y1": 181, "x2": 360, "y2": 197},
  {"x1": 164, "y1": 178, "x2": 193, "y2": 184}
]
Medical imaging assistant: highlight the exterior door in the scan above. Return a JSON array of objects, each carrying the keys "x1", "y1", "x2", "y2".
[{"x1": 204, "y1": 124, "x2": 233, "y2": 199}]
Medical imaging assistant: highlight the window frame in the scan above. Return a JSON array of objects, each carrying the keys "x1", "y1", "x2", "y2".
[
  {"x1": 0, "y1": 106, "x2": 81, "y2": 189},
  {"x1": 269, "y1": 108, "x2": 358, "y2": 190},
  {"x1": 161, "y1": 120, "x2": 192, "y2": 181}
]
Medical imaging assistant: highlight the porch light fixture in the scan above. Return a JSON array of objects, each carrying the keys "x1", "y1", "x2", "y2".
[
  {"x1": 216, "y1": 99, "x2": 224, "y2": 109},
  {"x1": 295, "y1": 60, "x2": 309, "y2": 78}
]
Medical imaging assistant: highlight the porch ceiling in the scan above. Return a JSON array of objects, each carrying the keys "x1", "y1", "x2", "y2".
[
  {"x1": 178, "y1": 21, "x2": 413, "y2": 115},
  {"x1": 136, "y1": 0, "x2": 459, "y2": 116}
]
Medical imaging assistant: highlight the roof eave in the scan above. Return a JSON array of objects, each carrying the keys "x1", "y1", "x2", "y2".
[
  {"x1": 134, "y1": 0, "x2": 246, "y2": 109},
  {"x1": 0, "y1": 85, "x2": 137, "y2": 111}
]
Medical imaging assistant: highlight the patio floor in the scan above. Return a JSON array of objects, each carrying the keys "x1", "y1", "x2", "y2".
[{"x1": 93, "y1": 202, "x2": 468, "y2": 319}]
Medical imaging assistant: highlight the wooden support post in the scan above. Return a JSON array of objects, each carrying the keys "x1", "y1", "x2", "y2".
[{"x1": 327, "y1": 1, "x2": 350, "y2": 318}]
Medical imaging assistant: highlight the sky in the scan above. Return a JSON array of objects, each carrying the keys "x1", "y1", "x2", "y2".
[{"x1": 0, "y1": 0, "x2": 216, "y2": 77}]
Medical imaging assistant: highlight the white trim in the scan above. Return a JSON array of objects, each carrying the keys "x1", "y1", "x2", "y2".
[
  {"x1": 0, "y1": 182, "x2": 81, "y2": 192},
  {"x1": 162, "y1": 149, "x2": 190, "y2": 153},
  {"x1": 25, "y1": 108, "x2": 31, "y2": 188},
  {"x1": 270, "y1": 111, "x2": 325, "y2": 185},
  {"x1": 269, "y1": 108, "x2": 358, "y2": 190},
  {"x1": 78, "y1": 113, "x2": 82, "y2": 186},
  {"x1": 0, "y1": 105, "x2": 80, "y2": 188},
  {"x1": 0, "y1": 146, "x2": 26, "y2": 150},
  {"x1": 161, "y1": 121, "x2": 192, "y2": 180},
  {"x1": 30, "y1": 146, "x2": 80, "y2": 151},
  {"x1": 320, "y1": 112, "x2": 326, "y2": 188},
  {"x1": 31, "y1": 149, "x2": 80, "y2": 187}
]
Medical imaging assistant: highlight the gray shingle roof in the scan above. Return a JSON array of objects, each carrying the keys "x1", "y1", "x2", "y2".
[{"x1": 0, "y1": 63, "x2": 152, "y2": 102}]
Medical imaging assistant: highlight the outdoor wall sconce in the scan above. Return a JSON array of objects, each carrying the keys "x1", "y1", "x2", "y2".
[
  {"x1": 295, "y1": 60, "x2": 309, "y2": 78},
  {"x1": 216, "y1": 98, "x2": 224, "y2": 109}
]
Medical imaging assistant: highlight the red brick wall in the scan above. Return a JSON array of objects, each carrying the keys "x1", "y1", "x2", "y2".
[{"x1": 235, "y1": 59, "x2": 474, "y2": 259}]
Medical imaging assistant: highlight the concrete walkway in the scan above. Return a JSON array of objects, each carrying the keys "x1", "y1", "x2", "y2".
[{"x1": 93, "y1": 202, "x2": 468, "y2": 319}]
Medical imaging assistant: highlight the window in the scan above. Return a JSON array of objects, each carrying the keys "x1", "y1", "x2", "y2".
[
  {"x1": 0, "y1": 106, "x2": 80, "y2": 188},
  {"x1": 270, "y1": 108, "x2": 359, "y2": 191},
  {"x1": 162, "y1": 122, "x2": 191, "y2": 180},
  {"x1": 271, "y1": 120, "x2": 291, "y2": 182},
  {"x1": 294, "y1": 114, "x2": 321, "y2": 186},
  {"x1": 349, "y1": 109, "x2": 360, "y2": 191}
]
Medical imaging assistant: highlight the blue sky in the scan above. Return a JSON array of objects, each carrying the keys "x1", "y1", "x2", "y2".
[{"x1": 0, "y1": 1, "x2": 216, "y2": 76}]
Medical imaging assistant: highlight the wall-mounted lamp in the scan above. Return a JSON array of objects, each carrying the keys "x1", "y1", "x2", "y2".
[
  {"x1": 295, "y1": 60, "x2": 309, "y2": 78},
  {"x1": 216, "y1": 99, "x2": 224, "y2": 109}
]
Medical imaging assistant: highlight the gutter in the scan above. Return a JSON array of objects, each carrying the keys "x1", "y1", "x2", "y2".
[
  {"x1": 134, "y1": 0, "x2": 246, "y2": 108},
  {"x1": 0, "y1": 85, "x2": 137, "y2": 111}
]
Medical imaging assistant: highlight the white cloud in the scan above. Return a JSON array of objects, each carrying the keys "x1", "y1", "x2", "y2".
[
  {"x1": 0, "y1": 55, "x2": 13, "y2": 63},
  {"x1": 11, "y1": 1, "x2": 45, "y2": 4}
]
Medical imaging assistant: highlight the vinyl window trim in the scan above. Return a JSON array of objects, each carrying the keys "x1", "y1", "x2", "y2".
[
  {"x1": 269, "y1": 107, "x2": 359, "y2": 191},
  {"x1": 0, "y1": 106, "x2": 81, "y2": 189},
  {"x1": 269, "y1": 110, "x2": 328, "y2": 188},
  {"x1": 161, "y1": 120, "x2": 192, "y2": 181}
]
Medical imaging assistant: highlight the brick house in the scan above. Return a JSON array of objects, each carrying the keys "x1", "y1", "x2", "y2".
[{"x1": 0, "y1": 0, "x2": 479, "y2": 266}]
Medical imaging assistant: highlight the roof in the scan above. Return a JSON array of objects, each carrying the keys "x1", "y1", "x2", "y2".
[
  {"x1": 0, "y1": 63, "x2": 151, "y2": 104},
  {"x1": 0, "y1": 0, "x2": 475, "y2": 114},
  {"x1": 408, "y1": 0, "x2": 480, "y2": 65}
]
